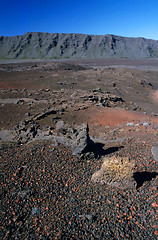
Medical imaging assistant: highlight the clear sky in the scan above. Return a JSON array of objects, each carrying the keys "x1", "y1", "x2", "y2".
[{"x1": 0, "y1": 0, "x2": 158, "y2": 40}]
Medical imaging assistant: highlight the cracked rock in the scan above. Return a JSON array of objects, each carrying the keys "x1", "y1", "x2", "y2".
[{"x1": 55, "y1": 121, "x2": 90, "y2": 155}]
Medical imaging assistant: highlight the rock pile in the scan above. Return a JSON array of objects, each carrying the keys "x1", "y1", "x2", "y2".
[{"x1": 0, "y1": 119, "x2": 92, "y2": 155}]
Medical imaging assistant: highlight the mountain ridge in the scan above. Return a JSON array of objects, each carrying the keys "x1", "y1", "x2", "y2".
[{"x1": 0, "y1": 32, "x2": 158, "y2": 59}]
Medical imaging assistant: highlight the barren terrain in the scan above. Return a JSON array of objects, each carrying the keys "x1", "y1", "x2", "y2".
[{"x1": 0, "y1": 59, "x2": 158, "y2": 239}]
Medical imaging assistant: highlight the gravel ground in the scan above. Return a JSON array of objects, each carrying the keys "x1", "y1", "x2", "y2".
[{"x1": 0, "y1": 131, "x2": 158, "y2": 239}]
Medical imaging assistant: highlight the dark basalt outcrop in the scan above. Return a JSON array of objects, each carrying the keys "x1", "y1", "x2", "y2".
[{"x1": 0, "y1": 32, "x2": 158, "y2": 59}]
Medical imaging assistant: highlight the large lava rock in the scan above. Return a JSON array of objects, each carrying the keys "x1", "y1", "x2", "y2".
[{"x1": 55, "y1": 121, "x2": 90, "y2": 155}]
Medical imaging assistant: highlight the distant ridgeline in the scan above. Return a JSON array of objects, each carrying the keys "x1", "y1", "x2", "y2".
[{"x1": 0, "y1": 32, "x2": 158, "y2": 59}]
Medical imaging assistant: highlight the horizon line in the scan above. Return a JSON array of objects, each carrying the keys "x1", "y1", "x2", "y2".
[{"x1": 1, "y1": 32, "x2": 158, "y2": 41}]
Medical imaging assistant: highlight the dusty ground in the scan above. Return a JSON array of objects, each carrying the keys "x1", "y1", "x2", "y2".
[
  {"x1": 0, "y1": 59, "x2": 158, "y2": 129},
  {"x1": 0, "y1": 59, "x2": 158, "y2": 239}
]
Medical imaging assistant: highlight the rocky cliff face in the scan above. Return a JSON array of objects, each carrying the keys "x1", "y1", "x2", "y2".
[{"x1": 0, "y1": 32, "x2": 158, "y2": 59}]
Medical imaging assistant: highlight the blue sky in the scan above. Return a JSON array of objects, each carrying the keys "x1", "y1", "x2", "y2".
[{"x1": 0, "y1": 0, "x2": 158, "y2": 40}]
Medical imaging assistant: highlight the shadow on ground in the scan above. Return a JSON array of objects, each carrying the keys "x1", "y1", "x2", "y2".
[
  {"x1": 133, "y1": 171, "x2": 158, "y2": 189},
  {"x1": 84, "y1": 140, "x2": 124, "y2": 158}
]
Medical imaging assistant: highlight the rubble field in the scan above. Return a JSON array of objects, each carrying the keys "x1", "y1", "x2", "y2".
[{"x1": 0, "y1": 59, "x2": 158, "y2": 239}]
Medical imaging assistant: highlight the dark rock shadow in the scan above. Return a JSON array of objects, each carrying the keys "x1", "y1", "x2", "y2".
[
  {"x1": 133, "y1": 171, "x2": 158, "y2": 189},
  {"x1": 84, "y1": 140, "x2": 124, "y2": 158}
]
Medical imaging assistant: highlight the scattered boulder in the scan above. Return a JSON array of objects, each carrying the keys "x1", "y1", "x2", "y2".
[
  {"x1": 109, "y1": 95, "x2": 124, "y2": 103},
  {"x1": 16, "y1": 99, "x2": 24, "y2": 105},
  {"x1": 100, "y1": 97, "x2": 109, "y2": 107},
  {"x1": 73, "y1": 123, "x2": 90, "y2": 155},
  {"x1": 92, "y1": 88, "x2": 102, "y2": 92},
  {"x1": 140, "y1": 80, "x2": 153, "y2": 88},
  {"x1": 151, "y1": 146, "x2": 158, "y2": 162},
  {"x1": 91, "y1": 156, "x2": 136, "y2": 189}
]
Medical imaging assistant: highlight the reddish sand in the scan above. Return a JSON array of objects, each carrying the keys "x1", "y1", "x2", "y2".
[{"x1": 75, "y1": 106, "x2": 158, "y2": 128}]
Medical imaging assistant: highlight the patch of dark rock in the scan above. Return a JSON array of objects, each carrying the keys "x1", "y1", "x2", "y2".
[
  {"x1": 140, "y1": 80, "x2": 153, "y2": 88},
  {"x1": 55, "y1": 63, "x2": 86, "y2": 71},
  {"x1": 57, "y1": 81, "x2": 68, "y2": 85},
  {"x1": 88, "y1": 95, "x2": 99, "y2": 102},
  {"x1": 100, "y1": 98, "x2": 109, "y2": 107},
  {"x1": 109, "y1": 96, "x2": 124, "y2": 102},
  {"x1": 16, "y1": 99, "x2": 24, "y2": 105},
  {"x1": 51, "y1": 116, "x2": 61, "y2": 121},
  {"x1": 133, "y1": 171, "x2": 158, "y2": 189},
  {"x1": 92, "y1": 88, "x2": 102, "y2": 92},
  {"x1": 34, "y1": 108, "x2": 57, "y2": 120}
]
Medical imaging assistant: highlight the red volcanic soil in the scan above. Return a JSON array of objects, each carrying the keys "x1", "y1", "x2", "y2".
[
  {"x1": 64, "y1": 105, "x2": 158, "y2": 128},
  {"x1": 83, "y1": 107, "x2": 154, "y2": 127}
]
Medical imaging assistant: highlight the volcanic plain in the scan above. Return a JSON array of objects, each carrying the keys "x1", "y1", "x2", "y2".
[{"x1": 0, "y1": 59, "x2": 158, "y2": 239}]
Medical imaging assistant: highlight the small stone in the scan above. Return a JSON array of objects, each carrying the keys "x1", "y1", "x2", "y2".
[
  {"x1": 106, "y1": 199, "x2": 112, "y2": 204},
  {"x1": 141, "y1": 121, "x2": 150, "y2": 126},
  {"x1": 127, "y1": 122, "x2": 134, "y2": 126},
  {"x1": 151, "y1": 146, "x2": 158, "y2": 162},
  {"x1": 25, "y1": 112, "x2": 31, "y2": 117},
  {"x1": 31, "y1": 207, "x2": 40, "y2": 215},
  {"x1": 85, "y1": 215, "x2": 93, "y2": 221}
]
